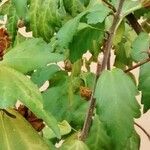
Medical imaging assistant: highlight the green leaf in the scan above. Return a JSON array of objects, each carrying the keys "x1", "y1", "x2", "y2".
[
  {"x1": 80, "y1": 72, "x2": 95, "y2": 89},
  {"x1": 63, "y1": 0, "x2": 85, "y2": 17},
  {"x1": 52, "y1": 2, "x2": 108, "y2": 54},
  {"x1": 0, "y1": 1, "x2": 10, "y2": 15},
  {"x1": 0, "y1": 109, "x2": 51, "y2": 150},
  {"x1": 13, "y1": 32, "x2": 28, "y2": 46},
  {"x1": 1, "y1": 38, "x2": 64, "y2": 74},
  {"x1": 124, "y1": 130, "x2": 140, "y2": 150},
  {"x1": 43, "y1": 120, "x2": 72, "y2": 139},
  {"x1": 86, "y1": 115, "x2": 112, "y2": 150},
  {"x1": 95, "y1": 69, "x2": 140, "y2": 149},
  {"x1": 12, "y1": 0, "x2": 28, "y2": 19},
  {"x1": 55, "y1": 12, "x2": 86, "y2": 52},
  {"x1": 42, "y1": 83, "x2": 87, "y2": 125},
  {"x1": 71, "y1": 59, "x2": 82, "y2": 77},
  {"x1": 42, "y1": 71, "x2": 88, "y2": 127},
  {"x1": 119, "y1": 0, "x2": 142, "y2": 17},
  {"x1": 131, "y1": 32, "x2": 150, "y2": 62},
  {"x1": 114, "y1": 41, "x2": 132, "y2": 70},
  {"x1": 28, "y1": 0, "x2": 61, "y2": 42},
  {"x1": 79, "y1": 0, "x2": 90, "y2": 6},
  {"x1": 69, "y1": 23, "x2": 104, "y2": 62},
  {"x1": 31, "y1": 64, "x2": 60, "y2": 87},
  {"x1": 139, "y1": 62, "x2": 150, "y2": 112},
  {"x1": 43, "y1": 86, "x2": 69, "y2": 121},
  {"x1": 113, "y1": 21, "x2": 125, "y2": 45},
  {"x1": 86, "y1": 4, "x2": 110, "y2": 24},
  {"x1": 0, "y1": 65, "x2": 60, "y2": 138},
  {"x1": 0, "y1": 0, "x2": 18, "y2": 43},
  {"x1": 61, "y1": 140, "x2": 89, "y2": 150}
]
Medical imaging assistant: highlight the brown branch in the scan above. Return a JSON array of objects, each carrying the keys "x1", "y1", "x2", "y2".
[
  {"x1": 102, "y1": 0, "x2": 143, "y2": 35},
  {"x1": 79, "y1": 62, "x2": 100, "y2": 141},
  {"x1": 80, "y1": 0, "x2": 125, "y2": 141},
  {"x1": 101, "y1": 0, "x2": 125, "y2": 71},
  {"x1": 124, "y1": 57, "x2": 150, "y2": 73},
  {"x1": 134, "y1": 122, "x2": 150, "y2": 141},
  {"x1": 126, "y1": 14, "x2": 143, "y2": 35}
]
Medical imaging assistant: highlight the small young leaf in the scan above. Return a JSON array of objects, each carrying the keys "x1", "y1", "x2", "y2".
[
  {"x1": 139, "y1": 62, "x2": 150, "y2": 112},
  {"x1": 0, "y1": 109, "x2": 51, "y2": 150},
  {"x1": 1, "y1": 38, "x2": 64, "y2": 74},
  {"x1": 0, "y1": 65, "x2": 60, "y2": 138},
  {"x1": 131, "y1": 32, "x2": 150, "y2": 62},
  {"x1": 95, "y1": 69, "x2": 140, "y2": 149}
]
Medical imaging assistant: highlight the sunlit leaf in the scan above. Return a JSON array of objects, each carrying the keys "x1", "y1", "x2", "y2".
[
  {"x1": 1, "y1": 38, "x2": 64, "y2": 74},
  {"x1": 0, "y1": 65, "x2": 60, "y2": 138},
  {"x1": 0, "y1": 109, "x2": 51, "y2": 150}
]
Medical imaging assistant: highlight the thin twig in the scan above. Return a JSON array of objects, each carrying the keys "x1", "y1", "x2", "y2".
[
  {"x1": 79, "y1": 62, "x2": 100, "y2": 141},
  {"x1": 102, "y1": 0, "x2": 143, "y2": 35},
  {"x1": 124, "y1": 57, "x2": 150, "y2": 73},
  {"x1": 134, "y1": 122, "x2": 150, "y2": 141},
  {"x1": 80, "y1": 0, "x2": 125, "y2": 141}
]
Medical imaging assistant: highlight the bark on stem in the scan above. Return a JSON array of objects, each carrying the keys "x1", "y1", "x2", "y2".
[
  {"x1": 102, "y1": 0, "x2": 143, "y2": 35},
  {"x1": 80, "y1": 0, "x2": 125, "y2": 141}
]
